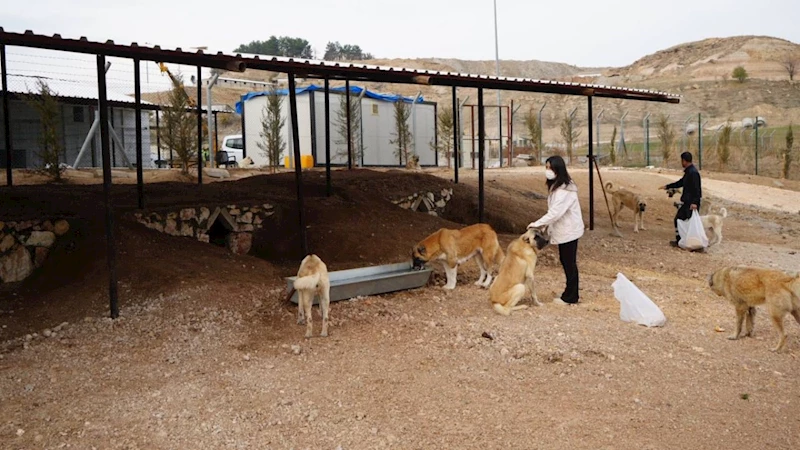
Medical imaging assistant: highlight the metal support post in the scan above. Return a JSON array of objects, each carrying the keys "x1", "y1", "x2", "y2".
[
  {"x1": 196, "y1": 66, "x2": 203, "y2": 184},
  {"x1": 324, "y1": 78, "x2": 332, "y2": 196},
  {"x1": 478, "y1": 88, "x2": 485, "y2": 223},
  {"x1": 588, "y1": 96, "x2": 594, "y2": 230},
  {"x1": 134, "y1": 58, "x2": 144, "y2": 209},
  {"x1": 97, "y1": 54, "x2": 118, "y2": 319},
  {"x1": 452, "y1": 86, "x2": 459, "y2": 183},
  {"x1": 1, "y1": 44, "x2": 12, "y2": 186},
  {"x1": 345, "y1": 79, "x2": 352, "y2": 170},
  {"x1": 288, "y1": 73, "x2": 308, "y2": 255}
]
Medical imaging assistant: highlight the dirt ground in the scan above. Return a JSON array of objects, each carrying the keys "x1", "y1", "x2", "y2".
[{"x1": 1, "y1": 166, "x2": 799, "y2": 449}]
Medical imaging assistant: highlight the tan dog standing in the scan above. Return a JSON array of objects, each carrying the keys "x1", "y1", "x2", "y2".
[
  {"x1": 606, "y1": 182, "x2": 647, "y2": 232},
  {"x1": 412, "y1": 223, "x2": 504, "y2": 290},
  {"x1": 708, "y1": 265, "x2": 800, "y2": 352},
  {"x1": 701, "y1": 207, "x2": 727, "y2": 246},
  {"x1": 293, "y1": 254, "x2": 331, "y2": 338},
  {"x1": 489, "y1": 226, "x2": 550, "y2": 315}
]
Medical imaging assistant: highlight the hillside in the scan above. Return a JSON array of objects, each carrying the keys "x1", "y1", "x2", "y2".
[{"x1": 143, "y1": 35, "x2": 800, "y2": 145}]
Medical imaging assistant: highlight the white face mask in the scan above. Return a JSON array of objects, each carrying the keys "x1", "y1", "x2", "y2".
[{"x1": 545, "y1": 169, "x2": 556, "y2": 180}]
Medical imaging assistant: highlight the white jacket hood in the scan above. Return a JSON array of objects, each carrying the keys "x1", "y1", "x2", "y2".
[{"x1": 528, "y1": 182, "x2": 584, "y2": 245}]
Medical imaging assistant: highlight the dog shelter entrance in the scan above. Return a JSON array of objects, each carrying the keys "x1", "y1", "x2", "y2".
[{"x1": 207, "y1": 213, "x2": 234, "y2": 248}]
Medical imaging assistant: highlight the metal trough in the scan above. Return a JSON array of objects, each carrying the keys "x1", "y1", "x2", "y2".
[{"x1": 285, "y1": 261, "x2": 433, "y2": 304}]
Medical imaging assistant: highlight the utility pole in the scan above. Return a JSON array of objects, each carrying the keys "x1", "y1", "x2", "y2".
[{"x1": 493, "y1": 0, "x2": 502, "y2": 167}]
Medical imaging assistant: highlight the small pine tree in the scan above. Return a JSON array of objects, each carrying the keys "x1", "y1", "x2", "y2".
[
  {"x1": 390, "y1": 99, "x2": 413, "y2": 165},
  {"x1": 559, "y1": 113, "x2": 581, "y2": 164},
  {"x1": 783, "y1": 124, "x2": 794, "y2": 179},
  {"x1": 609, "y1": 126, "x2": 617, "y2": 165},
  {"x1": 431, "y1": 106, "x2": 454, "y2": 168},
  {"x1": 523, "y1": 109, "x2": 542, "y2": 165},
  {"x1": 256, "y1": 86, "x2": 286, "y2": 172},
  {"x1": 717, "y1": 121, "x2": 733, "y2": 170},
  {"x1": 334, "y1": 91, "x2": 362, "y2": 165},
  {"x1": 160, "y1": 72, "x2": 198, "y2": 175},
  {"x1": 657, "y1": 113, "x2": 676, "y2": 166},
  {"x1": 25, "y1": 79, "x2": 65, "y2": 181},
  {"x1": 732, "y1": 66, "x2": 748, "y2": 83}
]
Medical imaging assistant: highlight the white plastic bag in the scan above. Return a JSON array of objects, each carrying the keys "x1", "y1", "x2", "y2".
[
  {"x1": 611, "y1": 273, "x2": 667, "y2": 327},
  {"x1": 677, "y1": 210, "x2": 708, "y2": 250}
]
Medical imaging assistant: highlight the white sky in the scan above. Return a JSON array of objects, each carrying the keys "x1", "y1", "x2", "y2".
[{"x1": 3, "y1": 0, "x2": 798, "y2": 94}]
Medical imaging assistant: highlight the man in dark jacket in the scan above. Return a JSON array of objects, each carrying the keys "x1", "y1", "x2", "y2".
[{"x1": 659, "y1": 152, "x2": 702, "y2": 247}]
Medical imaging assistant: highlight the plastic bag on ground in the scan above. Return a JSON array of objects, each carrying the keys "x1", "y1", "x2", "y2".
[
  {"x1": 611, "y1": 273, "x2": 667, "y2": 327},
  {"x1": 677, "y1": 210, "x2": 709, "y2": 250}
]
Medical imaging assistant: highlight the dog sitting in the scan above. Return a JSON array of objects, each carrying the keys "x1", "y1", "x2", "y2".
[
  {"x1": 489, "y1": 226, "x2": 550, "y2": 315},
  {"x1": 293, "y1": 254, "x2": 331, "y2": 338},
  {"x1": 701, "y1": 207, "x2": 728, "y2": 246},
  {"x1": 709, "y1": 265, "x2": 800, "y2": 352},
  {"x1": 412, "y1": 223, "x2": 504, "y2": 290},
  {"x1": 605, "y1": 182, "x2": 647, "y2": 232}
]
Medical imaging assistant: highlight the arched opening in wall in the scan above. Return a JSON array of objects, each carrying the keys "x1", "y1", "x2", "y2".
[{"x1": 205, "y1": 208, "x2": 237, "y2": 249}]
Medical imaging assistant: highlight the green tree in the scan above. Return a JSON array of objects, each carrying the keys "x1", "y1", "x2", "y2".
[
  {"x1": 431, "y1": 106, "x2": 454, "y2": 167},
  {"x1": 523, "y1": 108, "x2": 542, "y2": 165},
  {"x1": 782, "y1": 124, "x2": 794, "y2": 179},
  {"x1": 25, "y1": 79, "x2": 65, "y2": 181},
  {"x1": 559, "y1": 113, "x2": 581, "y2": 164},
  {"x1": 160, "y1": 72, "x2": 198, "y2": 175},
  {"x1": 717, "y1": 121, "x2": 733, "y2": 169},
  {"x1": 657, "y1": 113, "x2": 676, "y2": 166},
  {"x1": 235, "y1": 36, "x2": 312, "y2": 58},
  {"x1": 732, "y1": 66, "x2": 749, "y2": 83},
  {"x1": 256, "y1": 86, "x2": 286, "y2": 172},
  {"x1": 323, "y1": 41, "x2": 374, "y2": 60},
  {"x1": 390, "y1": 100, "x2": 414, "y2": 165},
  {"x1": 334, "y1": 92, "x2": 363, "y2": 165}
]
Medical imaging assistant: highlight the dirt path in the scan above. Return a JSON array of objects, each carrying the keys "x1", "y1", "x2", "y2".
[{"x1": 653, "y1": 173, "x2": 800, "y2": 213}]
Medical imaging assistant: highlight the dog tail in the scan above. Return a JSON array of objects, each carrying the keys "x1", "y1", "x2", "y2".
[
  {"x1": 720, "y1": 207, "x2": 728, "y2": 218},
  {"x1": 605, "y1": 182, "x2": 614, "y2": 191},
  {"x1": 293, "y1": 273, "x2": 321, "y2": 291}
]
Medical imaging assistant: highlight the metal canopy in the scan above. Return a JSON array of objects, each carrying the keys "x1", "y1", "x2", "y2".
[
  {"x1": 0, "y1": 27, "x2": 682, "y2": 320},
  {"x1": 0, "y1": 28, "x2": 681, "y2": 103}
]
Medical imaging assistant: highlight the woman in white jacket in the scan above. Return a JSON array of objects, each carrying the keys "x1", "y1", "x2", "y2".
[{"x1": 527, "y1": 156, "x2": 584, "y2": 305}]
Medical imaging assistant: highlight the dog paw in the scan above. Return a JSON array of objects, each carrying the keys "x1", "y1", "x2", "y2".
[
  {"x1": 297, "y1": 319, "x2": 306, "y2": 325},
  {"x1": 320, "y1": 331, "x2": 328, "y2": 337},
  {"x1": 727, "y1": 335, "x2": 739, "y2": 340},
  {"x1": 443, "y1": 285, "x2": 456, "y2": 290},
  {"x1": 305, "y1": 332, "x2": 313, "y2": 339}
]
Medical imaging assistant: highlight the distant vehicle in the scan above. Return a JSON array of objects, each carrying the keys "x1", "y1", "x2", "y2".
[{"x1": 220, "y1": 134, "x2": 244, "y2": 163}]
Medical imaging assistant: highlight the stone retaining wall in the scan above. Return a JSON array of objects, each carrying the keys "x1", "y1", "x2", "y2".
[
  {"x1": 391, "y1": 189, "x2": 454, "y2": 216},
  {"x1": 132, "y1": 204, "x2": 275, "y2": 255},
  {"x1": 0, "y1": 219, "x2": 70, "y2": 283}
]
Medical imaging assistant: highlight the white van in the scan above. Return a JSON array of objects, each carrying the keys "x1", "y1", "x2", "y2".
[{"x1": 219, "y1": 135, "x2": 245, "y2": 165}]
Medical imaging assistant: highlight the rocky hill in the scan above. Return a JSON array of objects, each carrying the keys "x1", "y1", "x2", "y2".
[{"x1": 147, "y1": 36, "x2": 800, "y2": 144}]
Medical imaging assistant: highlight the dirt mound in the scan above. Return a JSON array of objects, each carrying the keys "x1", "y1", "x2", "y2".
[{"x1": 0, "y1": 169, "x2": 550, "y2": 338}]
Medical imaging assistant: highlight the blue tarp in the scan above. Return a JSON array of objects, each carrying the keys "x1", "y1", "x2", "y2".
[{"x1": 234, "y1": 85, "x2": 423, "y2": 114}]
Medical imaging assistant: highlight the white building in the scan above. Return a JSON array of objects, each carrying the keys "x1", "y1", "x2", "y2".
[
  {"x1": 237, "y1": 85, "x2": 439, "y2": 168},
  {"x1": 1, "y1": 74, "x2": 153, "y2": 169}
]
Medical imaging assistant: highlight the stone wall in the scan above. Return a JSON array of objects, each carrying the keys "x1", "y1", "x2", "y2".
[
  {"x1": 132, "y1": 204, "x2": 275, "y2": 255},
  {"x1": 391, "y1": 189, "x2": 454, "y2": 217},
  {"x1": 0, "y1": 219, "x2": 70, "y2": 284}
]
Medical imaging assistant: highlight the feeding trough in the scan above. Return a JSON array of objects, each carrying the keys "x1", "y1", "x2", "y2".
[{"x1": 285, "y1": 261, "x2": 433, "y2": 304}]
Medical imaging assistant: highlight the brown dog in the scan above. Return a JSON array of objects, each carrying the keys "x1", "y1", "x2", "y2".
[
  {"x1": 606, "y1": 182, "x2": 647, "y2": 232},
  {"x1": 708, "y1": 266, "x2": 800, "y2": 352},
  {"x1": 412, "y1": 223, "x2": 504, "y2": 290},
  {"x1": 489, "y1": 226, "x2": 550, "y2": 315}
]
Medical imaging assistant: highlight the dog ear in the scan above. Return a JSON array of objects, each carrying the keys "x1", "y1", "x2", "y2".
[{"x1": 416, "y1": 245, "x2": 426, "y2": 256}]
